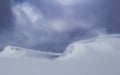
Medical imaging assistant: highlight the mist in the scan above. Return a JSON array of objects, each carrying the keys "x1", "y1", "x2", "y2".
[{"x1": 0, "y1": 0, "x2": 120, "y2": 52}]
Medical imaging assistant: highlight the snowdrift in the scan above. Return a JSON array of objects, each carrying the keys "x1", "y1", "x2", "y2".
[
  {"x1": 58, "y1": 34, "x2": 120, "y2": 60},
  {"x1": 0, "y1": 46, "x2": 61, "y2": 59}
]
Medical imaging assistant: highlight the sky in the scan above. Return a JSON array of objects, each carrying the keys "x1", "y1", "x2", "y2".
[{"x1": 0, "y1": 0, "x2": 120, "y2": 52}]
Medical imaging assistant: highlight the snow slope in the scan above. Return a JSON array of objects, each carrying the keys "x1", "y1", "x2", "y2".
[
  {"x1": 0, "y1": 46, "x2": 61, "y2": 59},
  {"x1": 59, "y1": 34, "x2": 120, "y2": 60},
  {"x1": 0, "y1": 34, "x2": 120, "y2": 75}
]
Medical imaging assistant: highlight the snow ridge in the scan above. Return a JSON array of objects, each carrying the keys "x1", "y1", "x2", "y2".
[
  {"x1": 0, "y1": 46, "x2": 61, "y2": 59},
  {"x1": 1, "y1": 34, "x2": 120, "y2": 60},
  {"x1": 58, "y1": 34, "x2": 120, "y2": 60}
]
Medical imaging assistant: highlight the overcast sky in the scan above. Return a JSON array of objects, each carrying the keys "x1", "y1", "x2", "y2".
[{"x1": 0, "y1": 0, "x2": 120, "y2": 52}]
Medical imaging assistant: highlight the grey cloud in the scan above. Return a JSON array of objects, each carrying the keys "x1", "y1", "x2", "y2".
[{"x1": 0, "y1": 0, "x2": 120, "y2": 52}]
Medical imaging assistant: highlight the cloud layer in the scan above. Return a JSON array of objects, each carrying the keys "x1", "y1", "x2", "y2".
[{"x1": 0, "y1": 0, "x2": 120, "y2": 52}]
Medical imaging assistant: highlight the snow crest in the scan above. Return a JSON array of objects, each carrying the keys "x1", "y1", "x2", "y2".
[
  {"x1": 0, "y1": 34, "x2": 120, "y2": 60},
  {"x1": 58, "y1": 34, "x2": 120, "y2": 60},
  {"x1": 0, "y1": 46, "x2": 25, "y2": 57},
  {"x1": 0, "y1": 46, "x2": 61, "y2": 59}
]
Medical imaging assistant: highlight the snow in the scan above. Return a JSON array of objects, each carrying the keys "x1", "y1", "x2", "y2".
[
  {"x1": 0, "y1": 34, "x2": 120, "y2": 75},
  {"x1": 59, "y1": 34, "x2": 120, "y2": 60},
  {"x1": 0, "y1": 46, "x2": 25, "y2": 57},
  {"x1": 0, "y1": 46, "x2": 61, "y2": 59}
]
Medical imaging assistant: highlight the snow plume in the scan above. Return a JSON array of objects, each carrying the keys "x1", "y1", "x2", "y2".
[{"x1": 0, "y1": 0, "x2": 120, "y2": 52}]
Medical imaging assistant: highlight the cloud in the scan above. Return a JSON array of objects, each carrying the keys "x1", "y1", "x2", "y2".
[
  {"x1": 55, "y1": 0, "x2": 96, "y2": 6},
  {"x1": 0, "y1": 1, "x2": 13, "y2": 32},
  {"x1": 0, "y1": 0, "x2": 120, "y2": 53},
  {"x1": 11, "y1": 0, "x2": 108, "y2": 52}
]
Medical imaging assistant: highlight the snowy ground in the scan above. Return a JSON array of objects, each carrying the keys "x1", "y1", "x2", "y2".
[{"x1": 0, "y1": 34, "x2": 120, "y2": 75}]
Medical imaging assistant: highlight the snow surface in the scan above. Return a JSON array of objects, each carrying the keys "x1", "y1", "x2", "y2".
[
  {"x1": 59, "y1": 34, "x2": 120, "y2": 60},
  {"x1": 0, "y1": 34, "x2": 120, "y2": 75},
  {"x1": 0, "y1": 46, "x2": 61, "y2": 59}
]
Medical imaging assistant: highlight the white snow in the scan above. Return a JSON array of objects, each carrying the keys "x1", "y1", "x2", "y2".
[
  {"x1": 0, "y1": 46, "x2": 25, "y2": 57},
  {"x1": 0, "y1": 34, "x2": 120, "y2": 75},
  {"x1": 59, "y1": 34, "x2": 120, "y2": 60},
  {"x1": 0, "y1": 46, "x2": 61, "y2": 59}
]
